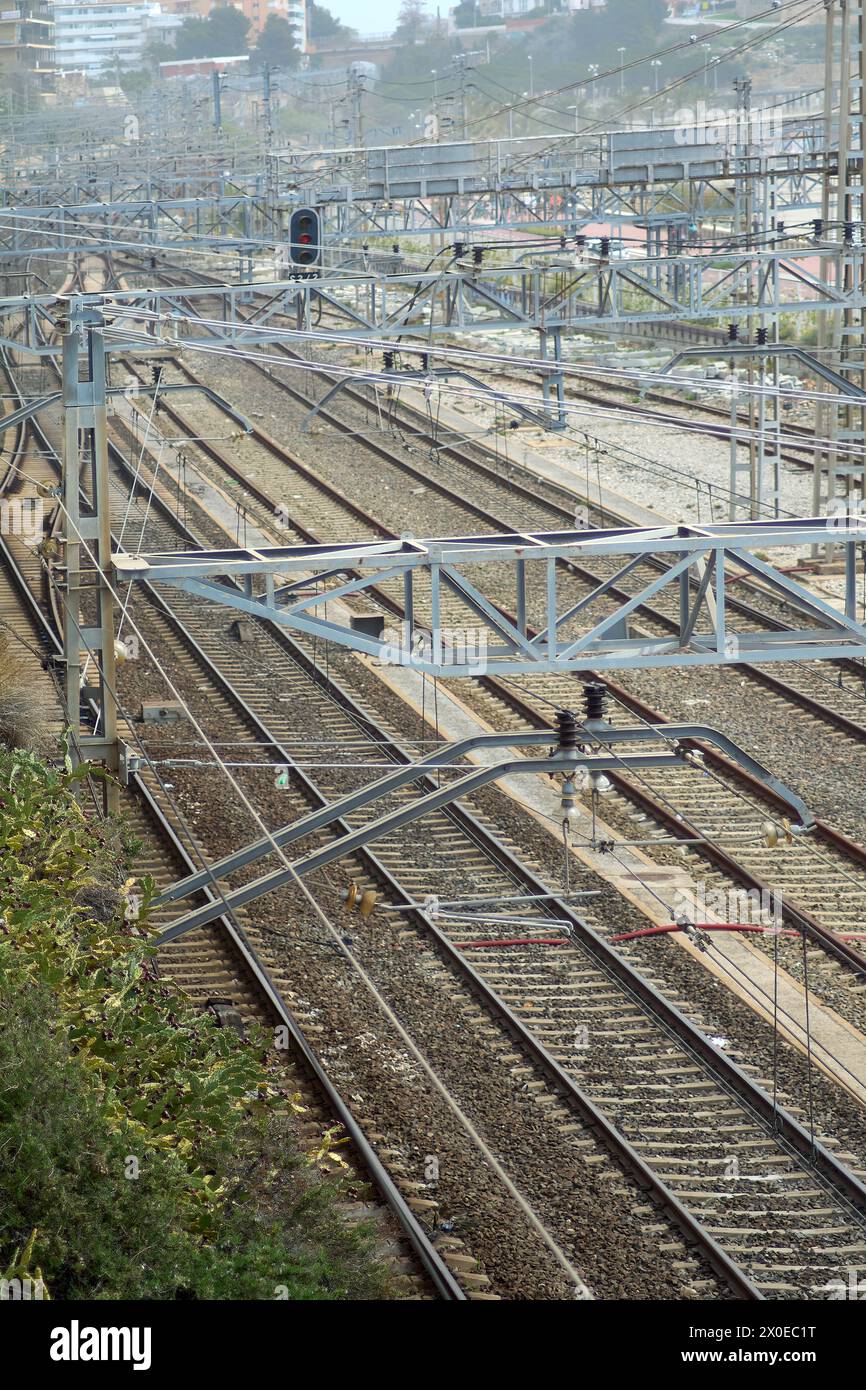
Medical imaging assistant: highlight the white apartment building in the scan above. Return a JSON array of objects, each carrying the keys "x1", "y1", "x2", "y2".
[
  {"x1": 235, "y1": 0, "x2": 306, "y2": 47},
  {"x1": 54, "y1": 0, "x2": 180, "y2": 74},
  {"x1": 477, "y1": 0, "x2": 603, "y2": 15}
]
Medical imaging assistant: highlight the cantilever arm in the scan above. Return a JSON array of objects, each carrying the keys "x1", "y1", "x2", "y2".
[
  {"x1": 153, "y1": 728, "x2": 557, "y2": 906},
  {"x1": 583, "y1": 720, "x2": 816, "y2": 833},
  {"x1": 154, "y1": 720, "x2": 815, "y2": 918},
  {"x1": 158, "y1": 716, "x2": 816, "y2": 943},
  {"x1": 159, "y1": 749, "x2": 683, "y2": 942}
]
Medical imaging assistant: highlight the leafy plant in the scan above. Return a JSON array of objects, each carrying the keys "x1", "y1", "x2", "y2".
[{"x1": 0, "y1": 745, "x2": 388, "y2": 1300}]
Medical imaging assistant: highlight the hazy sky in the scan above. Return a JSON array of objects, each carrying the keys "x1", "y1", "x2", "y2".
[{"x1": 328, "y1": 0, "x2": 407, "y2": 33}]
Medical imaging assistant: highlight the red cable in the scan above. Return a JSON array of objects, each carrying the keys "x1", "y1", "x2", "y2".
[{"x1": 610, "y1": 922, "x2": 799, "y2": 943}]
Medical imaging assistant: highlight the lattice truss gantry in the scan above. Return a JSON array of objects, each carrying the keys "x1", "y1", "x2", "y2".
[
  {"x1": 0, "y1": 109, "x2": 835, "y2": 257},
  {"x1": 1, "y1": 240, "x2": 862, "y2": 348},
  {"x1": 114, "y1": 520, "x2": 866, "y2": 678}
]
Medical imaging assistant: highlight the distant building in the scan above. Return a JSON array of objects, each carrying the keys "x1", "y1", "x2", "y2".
[
  {"x1": 50, "y1": 0, "x2": 306, "y2": 81},
  {"x1": 667, "y1": 1, "x2": 735, "y2": 15},
  {"x1": 157, "y1": 0, "x2": 210, "y2": 14},
  {"x1": 159, "y1": 0, "x2": 306, "y2": 41},
  {"x1": 0, "y1": 1, "x2": 55, "y2": 88},
  {"x1": 477, "y1": 0, "x2": 602, "y2": 16},
  {"x1": 235, "y1": 0, "x2": 306, "y2": 44},
  {"x1": 54, "y1": 1, "x2": 180, "y2": 74}
]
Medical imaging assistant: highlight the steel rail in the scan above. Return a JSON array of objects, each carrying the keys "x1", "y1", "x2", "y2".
[
  {"x1": 112, "y1": 348, "x2": 866, "y2": 978},
  {"x1": 0, "y1": 345, "x2": 467, "y2": 1304},
  {"x1": 28, "y1": 296, "x2": 866, "y2": 1289}
]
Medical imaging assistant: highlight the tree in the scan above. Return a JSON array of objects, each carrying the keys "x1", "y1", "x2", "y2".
[
  {"x1": 141, "y1": 37, "x2": 176, "y2": 67},
  {"x1": 252, "y1": 13, "x2": 300, "y2": 70},
  {"x1": 309, "y1": 3, "x2": 353, "y2": 40},
  {"x1": 174, "y1": 5, "x2": 250, "y2": 60},
  {"x1": 452, "y1": 1, "x2": 478, "y2": 28},
  {"x1": 118, "y1": 66, "x2": 153, "y2": 96},
  {"x1": 395, "y1": 0, "x2": 430, "y2": 42},
  {"x1": 208, "y1": 4, "x2": 251, "y2": 53}
]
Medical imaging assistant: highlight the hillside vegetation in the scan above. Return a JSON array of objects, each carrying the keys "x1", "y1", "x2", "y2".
[{"x1": 0, "y1": 740, "x2": 387, "y2": 1300}]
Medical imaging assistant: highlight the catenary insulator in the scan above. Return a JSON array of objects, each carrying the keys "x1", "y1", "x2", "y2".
[{"x1": 584, "y1": 683, "x2": 607, "y2": 722}]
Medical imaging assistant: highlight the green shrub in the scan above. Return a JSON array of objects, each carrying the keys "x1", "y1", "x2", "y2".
[{"x1": 0, "y1": 745, "x2": 388, "y2": 1300}]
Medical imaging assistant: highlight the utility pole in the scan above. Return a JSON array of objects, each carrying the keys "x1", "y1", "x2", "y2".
[
  {"x1": 733, "y1": 74, "x2": 782, "y2": 522},
  {"x1": 451, "y1": 53, "x2": 469, "y2": 140},
  {"x1": 813, "y1": 0, "x2": 866, "y2": 549},
  {"x1": 212, "y1": 69, "x2": 222, "y2": 134},
  {"x1": 60, "y1": 302, "x2": 119, "y2": 812},
  {"x1": 262, "y1": 62, "x2": 273, "y2": 153},
  {"x1": 348, "y1": 66, "x2": 365, "y2": 148},
  {"x1": 730, "y1": 75, "x2": 762, "y2": 519}
]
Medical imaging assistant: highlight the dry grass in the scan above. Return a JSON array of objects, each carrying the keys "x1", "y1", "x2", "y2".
[{"x1": 0, "y1": 633, "x2": 53, "y2": 751}]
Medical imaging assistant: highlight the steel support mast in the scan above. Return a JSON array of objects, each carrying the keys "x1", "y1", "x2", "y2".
[{"x1": 60, "y1": 301, "x2": 119, "y2": 810}]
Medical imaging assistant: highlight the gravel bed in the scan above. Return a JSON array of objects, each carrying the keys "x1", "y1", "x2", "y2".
[
  {"x1": 106, "y1": 360, "x2": 866, "y2": 1288},
  {"x1": 114, "y1": 361, "x2": 866, "y2": 1051},
  {"x1": 116, "y1": 591, "x2": 721, "y2": 1300},
  {"x1": 322, "y1": 636, "x2": 866, "y2": 1177},
  {"x1": 610, "y1": 661, "x2": 866, "y2": 844}
]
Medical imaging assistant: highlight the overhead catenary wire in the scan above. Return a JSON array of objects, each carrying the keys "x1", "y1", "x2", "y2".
[
  {"x1": 46, "y1": 482, "x2": 591, "y2": 1294},
  {"x1": 465, "y1": 0, "x2": 828, "y2": 153},
  {"x1": 99, "y1": 321, "x2": 866, "y2": 466}
]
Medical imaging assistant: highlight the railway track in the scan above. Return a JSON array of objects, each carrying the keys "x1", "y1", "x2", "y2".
[
  {"x1": 8, "y1": 257, "x2": 866, "y2": 1298},
  {"x1": 120, "y1": 331, "x2": 866, "y2": 737},
  {"x1": 0, "y1": 330, "x2": 638, "y2": 1301},
  {"x1": 111, "y1": 252, "x2": 823, "y2": 482},
  {"x1": 78, "y1": 392, "x2": 866, "y2": 1299},
  {"x1": 106, "y1": 346, "x2": 866, "y2": 1010},
  {"x1": 128, "y1": 274, "x2": 866, "y2": 726},
  {"x1": 0, "y1": 338, "x2": 468, "y2": 1303},
  {"x1": 473, "y1": 360, "x2": 820, "y2": 475}
]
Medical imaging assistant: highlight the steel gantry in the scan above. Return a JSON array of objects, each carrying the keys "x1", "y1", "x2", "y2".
[
  {"x1": 2, "y1": 241, "x2": 862, "y2": 349},
  {"x1": 652, "y1": 343, "x2": 866, "y2": 520},
  {"x1": 146, "y1": 720, "x2": 816, "y2": 943},
  {"x1": 113, "y1": 519, "x2": 866, "y2": 677},
  {"x1": 812, "y1": 0, "x2": 866, "y2": 535},
  {"x1": 9, "y1": 298, "x2": 864, "y2": 803},
  {"x1": 0, "y1": 111, "x2": 834, "y2": 258}
]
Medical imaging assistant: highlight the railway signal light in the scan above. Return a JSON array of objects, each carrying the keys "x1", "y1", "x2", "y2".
[{"x1": 288, "y1": 207, "x2": 321, "y2": 268}]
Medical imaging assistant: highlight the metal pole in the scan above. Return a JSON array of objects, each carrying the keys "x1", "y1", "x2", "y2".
[
  {"x1": 61, "y1": 303, "x2": 119, "y2": 811},
  {"x1": 814, "y1": 0, "x2": 838, "y2": 531},
  {"x1": 262, "y1": 62, "x2": 272, "y2": 153}
]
